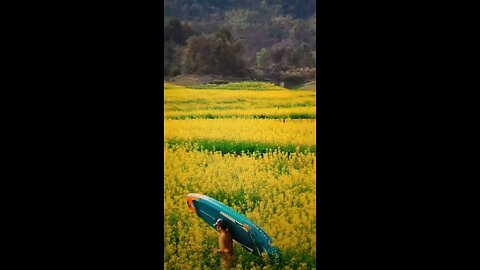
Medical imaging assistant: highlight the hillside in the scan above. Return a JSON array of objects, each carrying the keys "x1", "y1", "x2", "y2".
[{"x1": 164, "y1": 0, "x2": 316, "y2": 83}]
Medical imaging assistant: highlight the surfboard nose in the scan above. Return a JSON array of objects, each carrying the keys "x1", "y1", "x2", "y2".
[{"x1": 186, "y1": 194, "x2": 200, "y2": 214}]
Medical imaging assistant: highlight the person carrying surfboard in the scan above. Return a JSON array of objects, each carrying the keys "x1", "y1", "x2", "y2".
[{"x1": 214, "y1": 219, "x2": 235, "y2": 269}]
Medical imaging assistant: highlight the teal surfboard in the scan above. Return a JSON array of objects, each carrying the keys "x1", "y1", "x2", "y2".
[{"x1": 186, "y1": 193, "x2": 281, "y2": 261}]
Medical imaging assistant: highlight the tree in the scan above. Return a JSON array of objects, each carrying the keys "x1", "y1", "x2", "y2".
[
  {"x1": 164, "y1": 19, "x2": 195, "y2": 45},
  {"x1": 181, "y1": 35, "x2": 214, "y2": 74},
  {"x1": 255, "y1": 48, "x2": 269, "y2": 70},
  {"x1": 179, "y1": 29, "x2": 248, "y2": 77},
  {"x1": 215, "y1": 28, "x2": 232, "y2": 42}
]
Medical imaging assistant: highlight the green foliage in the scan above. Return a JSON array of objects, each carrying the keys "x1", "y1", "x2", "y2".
[
  {"x1": 165, "y1": 114, "x2": 316, "y2": 120},
  {"x1": 255, "y1": 48, "x2": 269, "y2": 70},
  {"x1": 187, "y1": 81, "x2": 284, "y2": 90},
  {"x1": 164, "y1": 140, "x2": 316, "y2": 155},
  {"x1": 280, "y1": 68, "x2": 316, "y2": 88},
  {"x1": 224, "y1": 9, "x2": 263, "y2": 29},
  {"x1": 215, "y1": 28, "x2": 232, "y2": 42},
  {"x1": 281, "y1": 74, "x2": 304, "y2": 87}
]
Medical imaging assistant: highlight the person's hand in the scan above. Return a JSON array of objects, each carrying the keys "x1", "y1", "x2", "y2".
[{"x1": 224, "y1": 248, "x2": 229, "y2": 254}]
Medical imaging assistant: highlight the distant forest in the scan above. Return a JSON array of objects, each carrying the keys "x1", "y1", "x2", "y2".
[{"x1": 164, "y1": 0, "x2": 316, "y2": 84}]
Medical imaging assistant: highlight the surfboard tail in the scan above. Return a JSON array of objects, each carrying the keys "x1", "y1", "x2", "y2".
[{"x1": 269, "y1": 246, "x2": 282, "y2": 263}]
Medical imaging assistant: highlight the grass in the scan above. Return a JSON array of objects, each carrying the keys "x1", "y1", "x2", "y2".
[
  {"x1": 164, "y1": 111, "x2": 316, "y2": 120},
  {"x1": 163, "y1": 82, "x2": 184, "y2": 90},
  {"x1": 186, "y1": 81, "x2": 286, "y2": 90},
  {"x1": 164, "y1": 140, "x2": 316, "y2": 155},
  {"x1": 287, "y1": 81, "x2": 316, "y2": 91}
]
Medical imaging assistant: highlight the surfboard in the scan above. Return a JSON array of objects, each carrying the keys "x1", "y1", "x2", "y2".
[{"x1": 186, "y1": 193, "x2": 281, "y2": 261}]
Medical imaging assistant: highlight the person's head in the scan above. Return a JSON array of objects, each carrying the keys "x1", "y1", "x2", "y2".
[{"x1": 214, "y1": 219, "x2": 229, "y2": 232}]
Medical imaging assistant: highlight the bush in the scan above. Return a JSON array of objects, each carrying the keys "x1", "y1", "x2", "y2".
[
  {"x1": 280, "y1": 68, "x2": 316, "y2": 87},
  {"x1": 282, "y1": 74, "x2": 304, "y2": 86}
]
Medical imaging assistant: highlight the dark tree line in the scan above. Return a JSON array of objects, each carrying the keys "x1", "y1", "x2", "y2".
[
  {"x1": 164, "y1": 0, "x2": 316, "y2": 83},
  {"x1": 164, "y1": 0, "x2": 316, "y2": 21}
]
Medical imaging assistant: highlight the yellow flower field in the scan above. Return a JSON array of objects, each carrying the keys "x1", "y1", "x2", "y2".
[
  {"x1": 164, "y1": 82, "x2": 316, "y2": 269},
  {"x1": 164, "y1": 84, "x2": 316, "y2": 119},
  {"x1": 164, "y1": 88, "x2": 315, "y2": 105},
  {"x1": 164, "y1": 146, "x2": 316, "y2": 269},
  {"x1": 164, "y1": 119, "x2": 316, "y2": 152}
]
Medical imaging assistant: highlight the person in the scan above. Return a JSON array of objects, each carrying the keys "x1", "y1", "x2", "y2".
[{"x1": 213, "y1": 219, "x2": 235, "y2": 269}]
